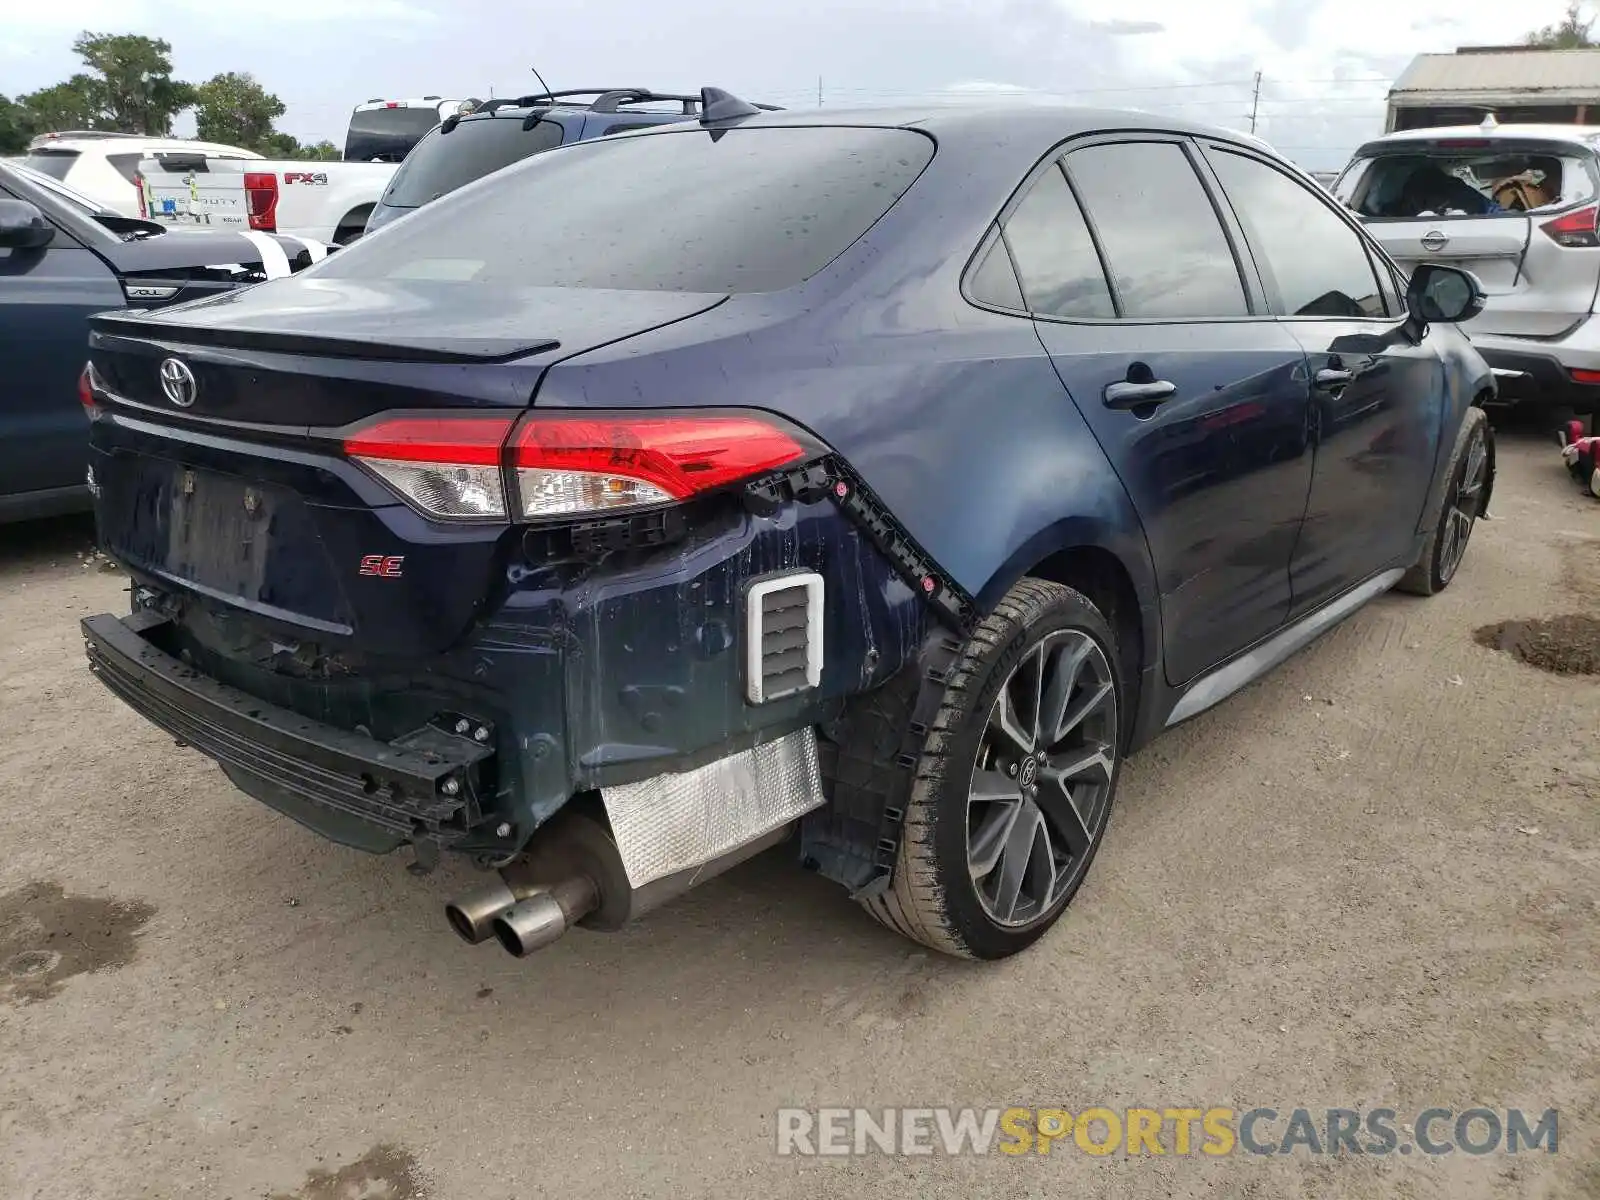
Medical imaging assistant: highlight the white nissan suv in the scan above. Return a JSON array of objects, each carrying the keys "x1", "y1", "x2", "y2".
[{"x1": 1335, "y1": 120, "x2": 1600, "y2": 432}]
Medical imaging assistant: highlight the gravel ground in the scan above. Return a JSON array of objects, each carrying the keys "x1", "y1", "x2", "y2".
[{"x1": 0, "y1": 430, "x2": 1596, "y2": 1200}]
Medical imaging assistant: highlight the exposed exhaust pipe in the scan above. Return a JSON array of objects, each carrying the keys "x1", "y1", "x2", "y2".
[
  {"x1": 444, "y1": 881, "x2": 522, "y2": 945},
  {"x1": 444, "y1": 810, "x2": 796, "y2": 957},
  {"x1": 490, "y1": 875, "x2": 600, "y2": 958}
]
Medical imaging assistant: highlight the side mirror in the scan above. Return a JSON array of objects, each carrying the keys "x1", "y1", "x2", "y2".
[
  {"x1": 1406, "y1": 263, "x2": 1485, "y2": 325},
  {"x1": 0, "y1": 199, "x2": 53, "y2": 250}
]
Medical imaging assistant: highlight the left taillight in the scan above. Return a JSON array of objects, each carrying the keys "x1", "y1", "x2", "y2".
[
  {"x1": 79, "y1": 362, "x2": 99, "y2": 411},
  {"x1": 342, "y1": 411, "x2": 813, "y2": 524},
  {"x1": 343, "y1": 415, "x2": 517, "y2": 520}
]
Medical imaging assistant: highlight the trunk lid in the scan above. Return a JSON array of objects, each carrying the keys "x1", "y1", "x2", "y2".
[
  {"x1": 86, "y1": 280, "x2": 725, "y2": 656},
  {"x1": 1339, "y1": 134, "x2": 1600, "y2": 337}
]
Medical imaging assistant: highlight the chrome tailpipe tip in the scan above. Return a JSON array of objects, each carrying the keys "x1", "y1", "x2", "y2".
[
  {"x1": 490, "y1": 877, "x2": 598, "y2": 958},
  {"x1": 444, "y1": 881, "x2": 519, "y2": 945}
]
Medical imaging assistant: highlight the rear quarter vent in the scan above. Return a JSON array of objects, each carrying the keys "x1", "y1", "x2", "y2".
[{"x1": 745, "y1": 573, "x2": 824, "y2": 704}]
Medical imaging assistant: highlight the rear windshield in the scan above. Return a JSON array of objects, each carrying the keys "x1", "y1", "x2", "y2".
[
  {"x1": 316, "y1": 126, "x2": 935, "y2": 293},
  {"x1": 381, "y1": 116, "x2": 565, "y2": 209},
  {"x1": 1337, "y1": 144, "x2": 1598, "y2": 219},
  {"x1": 21, "y1": 149, "x2": 79, "y2": 180},
  {"x1": 344, "y1": 107, "x2": 442, "y2": 162}
]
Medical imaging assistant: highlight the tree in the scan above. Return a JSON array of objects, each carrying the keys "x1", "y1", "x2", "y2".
[
  {"x1": 193, "y1": 72, "x2": 285, "y2": 152},
  {"x1": 15, "y1": 76, "x2": 101, "y2": 136},
  {"x1": 295, "y1": 140, "x2": 341, "y2": 161},
  {"x1": 1526, "y1": 2, "x2": 1596, "y2": 47},
  {"x1": 0, "y1": 95, "x2": 33, "y2": 154},
  {"x1": 259, "y1": 132, "x2": 340, "y2": 160},
  {"x1": 70, "y1": 32, "x2": 195, "y2": 134}
]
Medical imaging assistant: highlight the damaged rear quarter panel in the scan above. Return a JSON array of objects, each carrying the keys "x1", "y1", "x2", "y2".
[{"x1": 476, "y1": 496, "x2": 928, "y2": 829}]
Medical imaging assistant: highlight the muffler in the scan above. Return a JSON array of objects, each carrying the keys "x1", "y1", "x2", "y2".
[{"x1": 443, "y1": 808, "x2": 795, "y2": 957}]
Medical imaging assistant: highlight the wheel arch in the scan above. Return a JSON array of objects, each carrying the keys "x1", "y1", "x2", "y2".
[
  {"x1": 335, "y1": 203, "x2": 375, "y2": 241},
  {"x1": 973, "y1": 520, "x2": 1161, "y2": 752}
]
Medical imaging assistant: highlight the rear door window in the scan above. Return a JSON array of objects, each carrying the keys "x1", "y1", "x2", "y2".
[
  {"x1": 1064, "y1": 141, "x2": 1249, "y2": 319},
  {"x1": 381, "y1": 117, "x2": 565, "y2": 209},
  {"x1": 1207, "y1": 148, "x2": 1388, "y2": 318},
  {"x1": 320, "y1": 126, "x2": 934, "y2": 293},
  {"x1": 20, "y1": 149, "x2": 79, "y2": 180},
  {"x1": 1338, "y1": 144, "x2": 1599, "y2": 219},
  {"x1": 966, "y1": 230, "x2": 1026, "y2": 310},
  {"x1": 998, "y1": 163, "x2": 1113, "y2": 318}
]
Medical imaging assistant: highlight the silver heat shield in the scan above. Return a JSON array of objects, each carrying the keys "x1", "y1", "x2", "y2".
[{"x1": 599, "y1": 727, "x2": 826, "y2": 888}]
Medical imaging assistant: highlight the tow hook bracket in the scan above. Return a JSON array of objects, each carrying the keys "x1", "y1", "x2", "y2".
[{"x1": 390, "y1": 712, "x2": 498, "y2": 826}]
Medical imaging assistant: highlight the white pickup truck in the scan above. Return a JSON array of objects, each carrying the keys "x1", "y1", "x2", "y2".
[{"x1": 136, "y1": 97, "x2": 474, "y2": 244}]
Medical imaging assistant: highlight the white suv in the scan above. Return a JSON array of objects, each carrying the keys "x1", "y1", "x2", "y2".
[
  {"x1": 1335, "y1": 121, "x2": 1600, "y2": 432},
  {"x1": 21, "y1": 132, "x2": 261, "y2": 219}
]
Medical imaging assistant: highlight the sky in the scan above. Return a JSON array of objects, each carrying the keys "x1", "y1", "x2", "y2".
[{"x1": 0, "y1": 0, "x2": 1580, "y2": 170}]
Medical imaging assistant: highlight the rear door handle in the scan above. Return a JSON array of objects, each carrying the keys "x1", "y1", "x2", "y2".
[
  {"x1": 1314, "y1": 368, "x2": 1354, "y2": 388},
  {"x1": 1103, "y1": 379, "x2": 1178, "y2": 409}
]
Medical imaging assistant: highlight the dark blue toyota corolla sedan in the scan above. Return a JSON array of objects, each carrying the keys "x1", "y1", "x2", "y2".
[{"x1": 78, "y1": 94, "x2": 1495, "y2": 961}]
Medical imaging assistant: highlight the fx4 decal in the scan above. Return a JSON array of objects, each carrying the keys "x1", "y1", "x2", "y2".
[
  {"x1": 358, "y1": 554, "x2": 405, "y2": 578},
  {"x1": 284, "y1": 172, "x2": 329, "y2": 185}
]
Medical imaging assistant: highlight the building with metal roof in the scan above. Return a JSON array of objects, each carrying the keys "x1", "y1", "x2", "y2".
[{"x1": 1387, "y1": 46, "x2": 1600, "y2": 131}]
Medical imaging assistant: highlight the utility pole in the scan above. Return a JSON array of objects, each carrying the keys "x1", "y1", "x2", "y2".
[
  {"x1": 1249, "y1": 70, "x2": 1262, "y2": 134},
  {"x1": 818, "y1": 75, "x2": 823, "y2": 108}
]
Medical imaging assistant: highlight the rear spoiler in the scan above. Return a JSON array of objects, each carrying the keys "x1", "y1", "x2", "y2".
[{"x1": 88, "y1": 310, "x2": 561, "y2": 365}]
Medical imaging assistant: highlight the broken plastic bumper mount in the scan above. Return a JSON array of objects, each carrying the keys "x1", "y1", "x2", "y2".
[{"x1": 744, "y1": 457, "x2": 978, "y2": 635}]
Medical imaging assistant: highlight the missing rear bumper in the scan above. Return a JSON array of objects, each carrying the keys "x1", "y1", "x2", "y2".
[{"x1": 81, "y1": 610, "x2": 495, "y2": 850}]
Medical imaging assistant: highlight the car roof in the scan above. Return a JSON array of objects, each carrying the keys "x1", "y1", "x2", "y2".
[
  {"x1": 597, "y1": 103, "x2": 1295, "y2": 174},
  {"x1": 3, "y1": 161, "x2": 108, "y2": 212},
  {"x1": 28, "y1": 134, "x2": 260, "y2": 158},
  {"x1": 1360, "y1": 123, "x2": 1600, "y2": 150}
]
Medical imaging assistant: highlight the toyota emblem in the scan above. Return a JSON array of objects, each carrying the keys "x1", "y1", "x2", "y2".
[
  {"x1": 1420, "y1": 230, "x2": 1448, "y2": 253},
  {"x1": 158, "y1": 358, "x2": 197, "y2": 408}
]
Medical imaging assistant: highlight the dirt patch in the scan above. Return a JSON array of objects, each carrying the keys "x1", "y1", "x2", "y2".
[
  {"x1": 0, "y1": 881, "x2": 155, "y2": 1005},
  {"x1": 270, "y1": 1144, "x2": 427, "y2": 1200},
  {"x1": 1474, "y1": 614, "x2": 1600, "y2": 675}
]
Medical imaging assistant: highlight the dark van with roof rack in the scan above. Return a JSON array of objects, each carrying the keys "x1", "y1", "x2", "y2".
[{"x1": 362, "y1": 88, "x2": 780, "y2": 236}]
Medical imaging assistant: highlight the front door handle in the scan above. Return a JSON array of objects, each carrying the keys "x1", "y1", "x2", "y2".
[
  {"x1": 1103, "y1": 379, "x2": 1178, "y2": 409},
  {"x1": 1314, "y1": 367, "x2": 1354, "y2": 388}
]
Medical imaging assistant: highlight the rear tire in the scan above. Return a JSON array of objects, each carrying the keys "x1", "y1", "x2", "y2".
[
  {"x1": 860, "y1": 579, "x2": 1124, "y2": 960},
  {"x1": 333, "y1": 206, "x2": 374, "y2": 246},
  {"x1": 1398, "y1": 406, "x2": 1489, "y2": 596}
]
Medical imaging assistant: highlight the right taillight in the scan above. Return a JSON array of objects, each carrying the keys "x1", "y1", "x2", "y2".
[
  {"x1": 243, "y1": 172, "x2": 279, "y2": 231},
  {"x1": 134, "y1": 173, "x2": 146, "y2": 219},
  {"x1": 1540, "y1": 205, "x2": 1599, "y2": 248},
  {"x1": 342, "y1": 411, "x2": 811, "y2": 523},
  {"x1": 507, "y1": 414, "x2": 808, "y2": 520}
]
